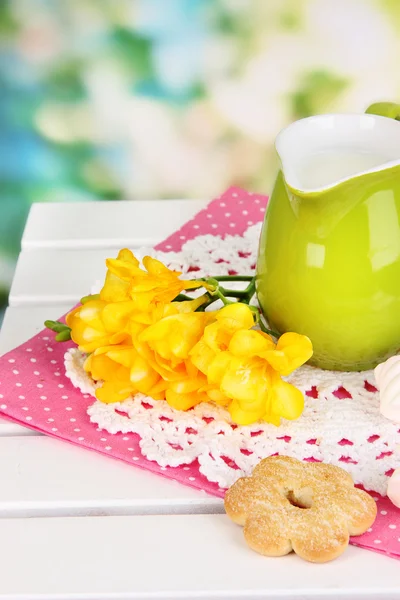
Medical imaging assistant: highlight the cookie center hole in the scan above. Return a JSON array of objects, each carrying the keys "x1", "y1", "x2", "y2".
[{"x1": 286, "y1": 489, "x2": 312, "y2": 509}]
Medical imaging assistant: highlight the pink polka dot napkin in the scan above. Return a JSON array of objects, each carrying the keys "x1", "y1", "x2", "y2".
[{"x1": 0, "y1": 187, "x2": 399, "y2": 560}]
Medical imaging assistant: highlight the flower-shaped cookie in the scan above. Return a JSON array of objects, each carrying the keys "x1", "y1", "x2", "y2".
[{"x1": 224, "y1": 455, "x2": 377, "y2": 563}]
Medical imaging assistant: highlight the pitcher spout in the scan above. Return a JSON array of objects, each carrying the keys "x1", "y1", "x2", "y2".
[{"x1": 276, "y1": 113, "x2": 400, "y2": 195}]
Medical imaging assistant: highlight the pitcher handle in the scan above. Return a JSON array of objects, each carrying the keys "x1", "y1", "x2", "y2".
[{"x1": 365, "y1": 102, "x2": 400, "y2": 121}]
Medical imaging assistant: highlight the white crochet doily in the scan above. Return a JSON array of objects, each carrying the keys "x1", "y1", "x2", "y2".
[{"x1": 66, "y1": 224, "x2": 400, "y2": 496}]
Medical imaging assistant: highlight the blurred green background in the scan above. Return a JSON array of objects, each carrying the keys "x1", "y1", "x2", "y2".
[{"x1": 1, "y1": 0, "x2": 400, "y2": 320}]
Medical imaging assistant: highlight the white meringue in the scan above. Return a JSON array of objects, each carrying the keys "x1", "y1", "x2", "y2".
[
  {"x1": 374, "y1": 355, "x2": 400, "y2": 423},
  {"x1": 387, "y1": 468, "x2": 400, "y2": 508}
]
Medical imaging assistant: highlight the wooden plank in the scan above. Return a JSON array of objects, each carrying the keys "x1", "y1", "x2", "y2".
[
  {"x1": 9, "y1": 241, "x2": 197, "y2": 306},
  {"x1": 13, "y1": 199, "x2": 207, "y2": 306},
  {"x1": 0, "y1": 436, "x2": 223, "y2": 518},
  {"x1": 9, "y1": 247, "x2": 122, "y2": 306},
  {"x1": 0, "y1": 418, "x2": 37, "y2": 437},
  {"x1": 22, "y1": 199, "x2": 206, "y2": 249},
  {"x1": 0, "y1": 514, "x2": 397, "y2": 599}
]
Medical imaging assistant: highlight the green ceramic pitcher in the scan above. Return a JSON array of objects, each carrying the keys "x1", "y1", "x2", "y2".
[{"x1": 256, "y1": 103, "x2": 400, "y2": 371}]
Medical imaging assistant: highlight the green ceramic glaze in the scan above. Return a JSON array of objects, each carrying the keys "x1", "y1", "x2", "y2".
[
  {"x1": 365, "y1": 102, "x2": 400, "y2": 121},
  {"x1": 256, "y1": 157, "x2": 400, "y2": 371}
]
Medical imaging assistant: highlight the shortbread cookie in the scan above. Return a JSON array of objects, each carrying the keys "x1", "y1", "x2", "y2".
[{"x1": 224, "y1": 455, "x2": 377, "y2": 563}]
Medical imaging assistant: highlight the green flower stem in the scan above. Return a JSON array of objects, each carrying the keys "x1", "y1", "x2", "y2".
[
  {"x1": 219, "y1": 276, "x2": 256, "y2": 303},
  {"x1": 44, "y1": 320, "x2": 70, "y2": 333},
  {"x1": 174, "y1": 293, "x2": 193, "y2": 302},
  {"x1": 180, "y1": 274, "x2": 259, "y2": 311},
  {"x1": 214, "y1": 288, "x2": 234, "y2": 306},
  {"x1": 203, "y1": 275, "x2": 253, "y2": 282},
  {"x1": 55, "y1": 329, "x2": 72, "y2": 342},
  {"x1": 220, "y1": 288, "x2": 250, "y2": 299},
  {"x1": 258, "y1": 317, "x2": 279, "y2": 338},
  {"x1": 44, "y1": 320, "x2": 72, "y2": 342},
  {"x1": 194, "y1": 292, "x2": 215, "y2": 312},
  {"x1": 244, "y1": 278, "x2": 256, "y2": 300}
]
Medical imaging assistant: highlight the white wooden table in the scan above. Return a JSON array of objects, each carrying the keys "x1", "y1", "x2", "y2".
[{"x1": 0, "y1": 200, "x2": 399, "y2": 599}]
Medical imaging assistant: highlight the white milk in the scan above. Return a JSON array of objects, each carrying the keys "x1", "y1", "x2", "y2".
[{"x1": 297, "y1": 150, "x2": 390, "y2": 190}]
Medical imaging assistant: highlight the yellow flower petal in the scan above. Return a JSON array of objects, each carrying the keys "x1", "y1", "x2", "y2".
[
  {"x1": 78, "y1": 300, "x2": 106, "y2": 331},
  {"x1": 84, "y1": 353, "x2": 117, "y2": 381},
  {"x1": 190, "y1": 339, "x2": 216, "y2": 375},
  {"x1": 166, "y1": 389, "x2": 205, "y2": 411},
  {"x1": 263, "y1": 411, "x2": 282, "y2": 427},
  {"x1": 67, "y1": 302, "x2": 107, "y2": 353},
  {"x1": 140, "y1": 313, "x2": 207, "y2": 360},
  {"x1": 184, "y1": 358, "x2": 199, "y2": 378},
  {"x1": 100, "y1": 249, "x2": 140, "y2": 302},
  {"x1": 181, "y1": 280, "x2": 204, "y2": 290},
  {"x1": 220, "y1": 358, "x2": 264, "y2": 404},
  {"x1": 95, "y1": 381, "x2": 133, "y2": 403},
  {"x1": 203, "y1": 322, "x2": 231, "y2": 353},
  {"x1": 105, "y1": 257, "x2": 141, "y2": 282},
  {"x1": 130, "y1": 355, "x2": 161, "y2": 394},
  {"x1": 277, "y1": 332, "x2": 313, "y2": 369},
  {"x1": 206, "y1": 387, "x2": 230, "y2": 406},
  {"x1": 228, "y1": 329, "x2": 275, "y2": 357},
  {"x1": 101, "y1": 301, "x2": 136, "y2": 333},
  {"x1": 65, "y1": 305, "x2": 80, "y2": 328},
  {"x1": 173, "y1": 294, "x2": 211, "y2": 313},
  {"x1": 101, "y1": 346, "x2": 137, "y2": 369},
  {"x1": 147, "y1": 379, "x2": 167, "y2": 400},
  {"x1": 262, "y1": 332, "x2": 313, "y2": 376},
  {"x1": 228, "y1": 399, "x2": 264, "y2": 425},
  {"x1": 129, "y1": 291, "x2": 158, "y2": 312},
  {"x1": 207, "y1": 351, "x2": 232, "y2": 385},
  {"x1": 268, "y1": 373, "x2": 305, "y2": 421},
  {"x1": 216, "y1": 303, "x2": 255, "y2": 331},
  {"x1": 168, "y1": 373, "x2": 207, "y2": 395},
  {"x1": 142, "y1": 256, "x2": 179, "y2": 277}
]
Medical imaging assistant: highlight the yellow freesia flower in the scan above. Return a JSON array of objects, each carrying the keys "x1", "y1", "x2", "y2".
[
  {"x1": 140, "y1": 312, "x2": 209, "y2": 362},
  {"x1": 190, "y1": 303, "x2": 257, "y2": 373},
  {"x1": 101, "y1": 249, "x2": 204, "y2": 310},
  {"x1": 100, "y1": 248, "x2": 139, "y2": 302},
  {"x1": 191, "y1": 304, "x2": 313, "y2": 426},
  {"x1": 218, "y1": 351, "x2": 305, "y2": 426},
  {"x1": 261, "y1": 331, "x2": 314, "y2": 376},
  {"x1": 65, "y1": 244, "x2": 312, "y2": 426},
  {"x1": 137, "y1": 309, "x2": 214, "y2": 378},
  {"x1": 66, "y1": 243, "x2": 208, "y2": 356},
  {"x1": 125, "y1": 302, "x2": 214, "y2": 411},
  {"x1": 89, "y1": 299, "x2": 210, "y2": 410},
  {"x1": 131, "y1": 256, "x2": 204, "y2": 308},
  {"x1": 66, "y1": 299, "x2": 133, "y2": 354},
  {"x1": 85, "y1": 344, "x2": 166, "y2": 403}
]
